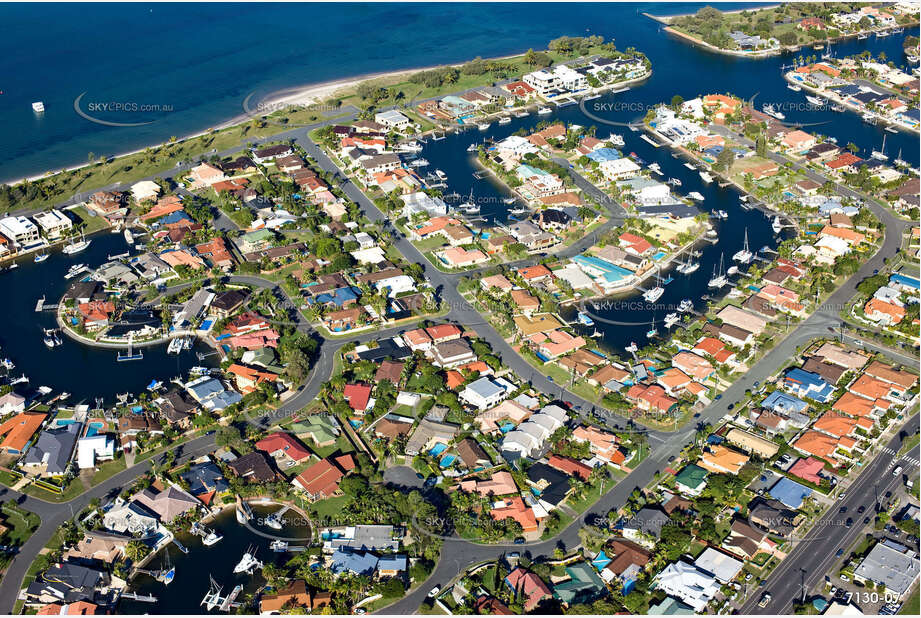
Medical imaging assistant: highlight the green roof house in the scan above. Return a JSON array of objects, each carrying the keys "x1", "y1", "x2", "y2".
[
  {"x1": 552, "y1": 561, "x2": 607, "y2": 606},
  {"x1": 674, "y1": 464, "x2": 708, "y2": 497},
  {"x1": 649, "y1": 596, "x2": 695, "y2": 615},
  {"x1": 289, "y1": 415, "x2": 340, "y2": 448}
]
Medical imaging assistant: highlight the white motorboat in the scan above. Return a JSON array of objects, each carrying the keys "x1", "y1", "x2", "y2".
[
  {"x1": 498, "y1": 116, "x2": 512, "y2": 125},
  {"x1": 648, "y1": 163, "x2": 663, "y2": 175},
  {"x1": 732, "y1": 229, "x2": 753, "y2": 264},
  {"x1": 805, "y1": 95, "x2": 825, "y2": 106},
  {"x1": 264, "y1": 512, "x2": 283, "y2": 530},
  {"x1": 677, "y1": 299, "x2": 693, "y2": 313},
  {"x1": 683, "y1": 162, "x2": 696, "y2": 170},
  {"x1": 502, "y1": 196, "x2": 517, "y2": 204},
  {"x1": 699, "y1": 171, "x2": 713, "y2": 183},
  {"x1": 233, "y1": 547, "x2": 263, "y2": 574},
  {"x1": 727, "y1": 265, "x2": 739, "y2": 275},
  {"x1": 577, "y1": 311, "x2": 595, "y2": 327},
  {"x1": 762, "y1": 104, "x2": 785, "y2": 120},
  {"x1": 667, "y1": 177, "x2": 682, "y2": 187},
  {"x1": 65, "y1": 264, "x2": 87, "y2": 279},
  {"x1": 861, "y1": 113, "x2": 876, "y2": 125},
  {"x1": 467, "y1": 143, "x2": 478, "y2": 152},
  {"x1": 32, "y1": 101, "x2": 45, "y2": 113},
  {"x1": 663, "y1": 313, "x2": 679, "y2": 328},
  {"x1": 123, "y1": 228, "x2": 134, "y2": 245},
  {"x1": 830, "y1": 104, "x2": 844, "y2": 112},
  {"x1": 435, "y1": 169, "x2": 447, "y2": 180},
  {"x1": 537, "y1": 107, "x2": 552, "y2": 115},
  {"x1": 884, "y1": 125, "x2": 898, "y2": 134},
  {"x1": 713, "y1": 210, "x2": 728, "y2": 219},
  {"x1": 270, "y1": 540, "x2": 289, "y2": 552},
  {"x1": 687, "y1": 191, "x2": 704, "y2": 201},
  {"x1": 514, "y1": 110, "x2": 530, "y2": 118},
  {"x1": 409, "y1": 158, "x2": 429, "y2": 167},
  {"x1": 34, "y1": 251, "x2": 49, "y2": 263},
  {"x1": 401, "y1": 141, "x2": 423, "y2": 152},
  {"x1": 202, "y1": 530, "x2": 223, "y2": 546},
  {"x1": 643, "y1": 286, "x2": 664, "y2": 303},
  {"x1": 857, "y1": 32, "x2": 869, "y2": 40},
  {"x1": 772, "y1": 217, "x2": 782, "y2": 234},
  {"x1": 705, "y1": 229, "x2": 718, "y2": 239},
  {"x1": 608, "y1": 133, "x2": 625, "y2": 147},
  {"x1": 787, "y1": 83, "x2": 802, "y2": 92}
]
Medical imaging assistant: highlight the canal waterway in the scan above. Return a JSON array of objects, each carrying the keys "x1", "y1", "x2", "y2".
[
  {"x1": 0, "y1": 232, "x2": 216, "y2": 404},
  {"x1": 118, "y1": 503, "x2": 312, "y2": 614},
  {"x1": 410, "y1": 28, "x2": 917, "y2": 353}
]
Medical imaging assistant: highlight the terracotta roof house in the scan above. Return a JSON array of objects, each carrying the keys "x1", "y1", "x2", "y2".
[
  {"x1": 292, "y1": 455, "x2": 355, "y2": 500},
  {"x1": 255, "y1": 432, "x2": 311, "y2": 462},
  {"x1": 548, "y1": 454, "x2": 593, "y2": 480},
  {"x1": 343, "y1": 383, "x2": 372, "y2": 412},
  {"x1": 259, "y1": 580, "x2": 312, "y2": 614},
  {"x1": 699, "y1": 445, "x2": 749, "y2": 475},
  {"x1": 374, "y1": 360, "x2": 404, "y2": 385},
  {"x1": 505, "y1": 568, "x2": 552, "y2": 612},
  {"x1": 0, "y1": 411, "x2": 47, "y2": 454}
]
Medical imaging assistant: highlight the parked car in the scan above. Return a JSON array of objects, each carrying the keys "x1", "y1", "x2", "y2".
[
  {"x1": 428, "y1": 586, "x2": 440, "y2": 598},
  {"x1": 759, "y1": 594, "x2": 772, "y2": 608}
]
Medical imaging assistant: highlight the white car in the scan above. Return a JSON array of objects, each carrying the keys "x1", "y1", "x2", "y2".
[
  {"x1": 840, "y1": 574, "x2": 850, "y2": 582},
  {"x1": 428, "y1": 586, "x2": 440, "y2": 598}
]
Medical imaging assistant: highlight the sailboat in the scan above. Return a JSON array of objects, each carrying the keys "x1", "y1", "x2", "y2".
[
  {"x1": 871, "y1": 134, "x2": 888, "y2": 160},
  {"x1": 161, "y1": 552, "x2": 175, "y2": 585},
  {"x1": 732, "y1": 229, "x2": 753, "y2": 264},
  {"x1": 643, "y1": 268, "x2": 664, "y2": 302},
  {"x1": 708, "y1": 253, "x2": 728, "y2": 288},
  {"x1": 676, "y1": 255, "x2": 700, "y2": 274},
  {"x1": 645, "y1": 317, "x2": 658, "y2": 339},
  {"x1": 201, "y1": 576, "x2": 224, "y2": 611},
  {"x1": 893, "y1": 149, "x2": 908, "y2": 168},
  {"x1": 459, "y1": 189, "x2": 480, "y2": 214},
  {"x1": 62, "y1": 231, "x2": 90, "y2": 255}
]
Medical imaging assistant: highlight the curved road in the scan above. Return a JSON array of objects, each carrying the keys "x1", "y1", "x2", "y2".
[{"x1": 0, "y1": 113, "x2": 915, "y2": 614}]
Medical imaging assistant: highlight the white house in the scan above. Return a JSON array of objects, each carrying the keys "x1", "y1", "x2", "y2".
[
  {"x1": 77, "y1": 435, "x2": 115, "y2": 469},
  {"x1": 374, "y1": 110, "x2": 412, "y2": 130},
  {"x1": 32, "y1": 209, "x2": 74, "y2": 240},
  {"x1": 600, "y1": 157, "x2": 641, "y2": 181},
  {"x1": 0, "y1": 216, "x2": 41, "y2": 247},
  {"x1": 460, "y1": 376, "x2": 513, "y2": 410},
  {"x1": 131, "y1": 180, "x2": 162, "y2": 203},
  {"x1": 654, "y1": 560, "x2": 721, "y2": 612}
]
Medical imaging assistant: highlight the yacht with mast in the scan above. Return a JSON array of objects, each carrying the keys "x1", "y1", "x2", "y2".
[
  {"x1": 676, "y1": 254, "x2": 700, "y2": 274},
  {"x1": 233, "y1": 546, "x2": 263, "y2": 574},
  {"x1": 732, "y1": 229, "x2": 753, "y2": 264},
  {"x1": 870, "y1": 134, "x2": 888, "y2": 160},
  {"x1": 642, "y1": 268, "x2": 664, "y2": 303},
  {"x1": 62, "y1": 231, "x2": 90, "y2": 255},
  {"x1": 707, "y1": 254, "x2": 728, "y2": 288}
]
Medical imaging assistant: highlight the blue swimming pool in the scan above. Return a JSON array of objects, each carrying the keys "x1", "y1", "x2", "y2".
[
  {"x1": 652, "y1": 250, "x2": 667, "y2": 261},
  {"x1": 349, "y1": 419, "x2": 363, "y2": 429},
  {"x1": 199, "y1": 318, "x2": 214, "y2": 331},
  {"x1": 429, "y1": 443, "x2": 447, "y2": 457},
  {"x1": 500, "y1": 422, "x2": 516, "y2": 433},
  {"x1": 439, "y1": 454, "x2": 456, "y2": 468}
]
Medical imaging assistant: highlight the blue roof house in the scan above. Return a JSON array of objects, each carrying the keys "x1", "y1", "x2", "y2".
[
  {"x1": 782, "y1": 368, "x2": 835, "y2": 403},
  {"x1": 762, "y1": 390, "x2": 809, "y2": 414},
  {"x1": 330, "y1": 549, "x2": 379, "y2": 576},
  {"x1": 769, "y1": 477, "x2": 813, "y2": 509}
]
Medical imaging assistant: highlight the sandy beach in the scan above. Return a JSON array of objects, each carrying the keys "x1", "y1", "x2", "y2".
[{"x1": 7, "y1": 51, "x2": 520, "y2": 188}]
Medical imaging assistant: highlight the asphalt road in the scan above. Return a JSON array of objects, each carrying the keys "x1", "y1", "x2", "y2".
[
  {"x1": 1, "y1": 108, "x2": 915, "y2": 614},
  {"x1": 740, "y1": 413, "x2": 920, "y2": 614}
]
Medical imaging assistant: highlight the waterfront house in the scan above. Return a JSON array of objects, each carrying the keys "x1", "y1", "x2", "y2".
[
  {"x1": 103, "y1": 500, "x2": 159, "y2": 535},
  {"x1": 293, "y1": 455, "x2": 355, "y2": 500},
  {"x1": 77, "y1": 434, "x2": 115, "y2": 469},
  {"x1": 0, "y1": 216, "x2": 40, "y2": 248},
  {"x1": 0, "y1": 391, "x2": 26, "y2": 416},
  {"x1": 0, "y1": 411, "x2": 47, "y2": 454},
  {"x1": 134, "y1": 484, "x2": 201, "y2": 522},
  {"x1": 25, "y1": 562, "x2": 110, "y2": 607},
  {"x1": 184, "y1": 376, "x2": 243, "y2": 411},
  {"x1": 259, "y1": 580, "x2": 313, "y2": 614},
  {"x1": 32, "y1": 209, "x2": 74, "y2": 240},
  {"x1": 21, "y1": 422, "x2": 80, "y2": 477}
]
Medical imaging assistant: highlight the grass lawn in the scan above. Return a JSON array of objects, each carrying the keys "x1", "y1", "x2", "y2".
[
  {"x1": 899, "y1": 587, "x2": 920, "y2": 615},
  {"x1": 22, "y1": 478, "x2": 87, "y2": 503},
  {"x1": 91, "y1": 456, "x2": 127, "y2": 486},
  {"x1": 310, "y1": 495, "x2": 350, "y2": 521},
  {"x1": 0, "y1": 503, "x2": 41, "y2": 546},
  {"x1": 0, "y1": 468, "x2": 22, "y2": 487}
]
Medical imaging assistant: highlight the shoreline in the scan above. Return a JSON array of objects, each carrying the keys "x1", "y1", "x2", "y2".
[{"x1": 4, "y1": 50, "x2": 529, "y2": 188}]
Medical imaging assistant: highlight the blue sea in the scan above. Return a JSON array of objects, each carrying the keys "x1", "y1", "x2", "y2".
[{"x1": 0, "y1": 1, "x2": 798, "y2": 183}]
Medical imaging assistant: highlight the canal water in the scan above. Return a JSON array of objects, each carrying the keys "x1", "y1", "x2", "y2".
[
  {"x1": 118, "y1": 503, "x2": 312, "y2": 614},
  {"x1": 412, "y1": 29, "x2": 918, "y2": 353},
  {"x1": 0, "y1": 232, "x2": 216, "y2": 404}
]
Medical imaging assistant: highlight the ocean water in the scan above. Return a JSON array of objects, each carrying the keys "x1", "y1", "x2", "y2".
[{"x1": 0, "y1": 1, "x2": 782, "y2": 183}]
